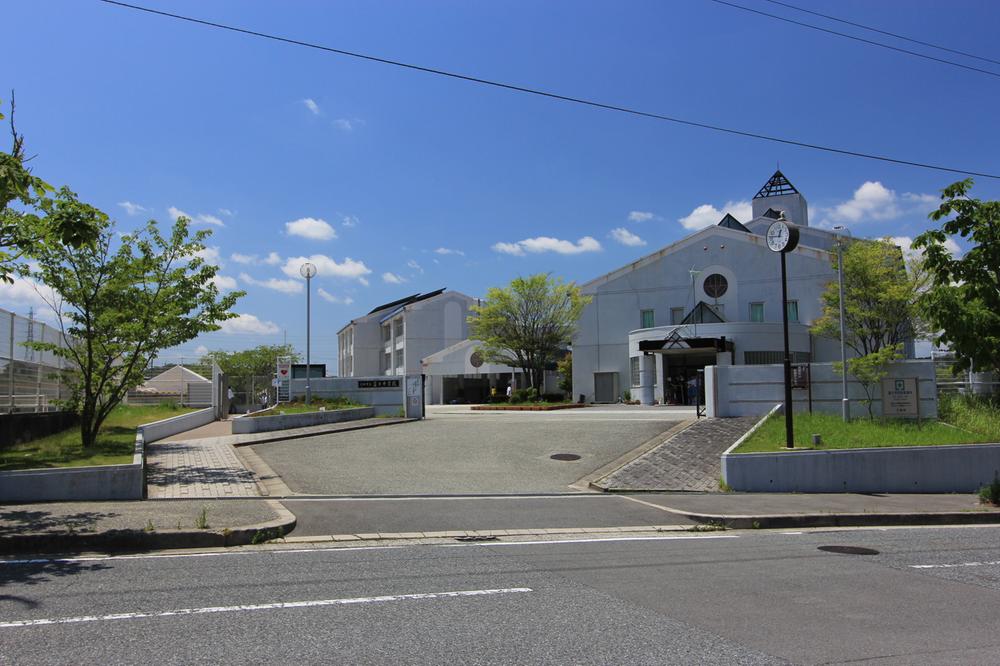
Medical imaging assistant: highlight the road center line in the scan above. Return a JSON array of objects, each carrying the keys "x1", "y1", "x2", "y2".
[
  {"x1": 0, "y1": 587, "x2": 533, "y2": 629},
  {"x1": 910, "y1": 560, "x2": 1000, "y2": 569}
]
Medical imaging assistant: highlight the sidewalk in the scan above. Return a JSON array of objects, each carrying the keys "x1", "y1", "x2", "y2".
[{"x1": 0, "y1": 499, "x2": 295, "y2": 554}]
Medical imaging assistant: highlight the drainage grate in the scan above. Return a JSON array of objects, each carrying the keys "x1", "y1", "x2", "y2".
[
  {"x1": 550, "y1": 453, "x2": 582, "y2": 461},
  {"x1": 455, "y1": 535, "x2": 499, "y2": 542},
  {"x1": 818, "y1": 545, "x2": 880, "y2": 556}
]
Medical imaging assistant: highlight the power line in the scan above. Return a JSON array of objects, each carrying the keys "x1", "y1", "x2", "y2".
[
  {"x1": 760, "y1": 0, "x2": 1000, "y2": 67},
  {"x1": 706, "y1": 0, "x2": 1000, "y2": 80},
  {"x1": 98, "y1": 0, "x2": 1000, "y2": 180}
]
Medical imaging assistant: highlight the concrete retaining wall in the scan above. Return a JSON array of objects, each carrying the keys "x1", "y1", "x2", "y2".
[
  {"x1": 1, "y1": 411, "x2": 78, "y2": 446},
  {"x1": 136, "y1": 407, "x2": 214, "y2": 444},
  {"x1": 722, "y1": 442, "x2": 1000, "y2": 493},
  {"x1": 289, "y1": 376, "x2": 413, "y2": 417},
  {"x1": 706, "y1": 360, "x2": 937, "y2": 418},
  {"x1": 0, "y1": 432, "x2": 145, "y2": 502},
  {"x1": 0, "y1": 407, "x2": 216, "y2": 502},
  {"x1": 232, "y1": 406, "x2": 376, "y2": 434}
]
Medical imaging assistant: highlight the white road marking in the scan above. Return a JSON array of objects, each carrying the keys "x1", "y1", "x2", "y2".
[
  {"x1": 910, "y1": 560, "x2": 1000, "y2": 569},
  {"x1": 0, "y1": 587, "x2": 533, "y2": 629},
  {"x1": 282, "y1": 494, "x2": 609, "y2": 502},
  {"x1": 0, "y1": 545, "x2": 405, "y2": 566},
  {"x1": 782, "y1": 532, "x2": 804, "y2": 535},
  {"x1": 441, "y1": 534, "x2": 739, "y2": 547}
]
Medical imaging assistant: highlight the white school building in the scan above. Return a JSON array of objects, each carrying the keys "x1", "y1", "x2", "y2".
[{"x1": 571, "y1": 170, "x2": 912, "y2": 404}]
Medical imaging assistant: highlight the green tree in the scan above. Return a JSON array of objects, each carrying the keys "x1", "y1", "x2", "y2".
[
  {"x1": 812, "y1": 237, "x2": 926, "y2": 356},
  {"x1": 468, "y1": 274, "x2": 589, "y2": 392},
  {"x1": 835, "y1": 345, "x2": 904, "y2": 420},
  {"x1": 913, "y1": 179, "x2": 1000, "y2": 375},
  {"x1": 0, "y1": 96, "x2": 99, "y2": 282},
  {"x1": 201, "y1": 344, "x2": 299, "y2": 400},
  {"x1": 556, "y1": 352, "x2": 573, "y2": 396},
  {"x1": 29, "y1": 200, "x2": 242, "y2": 448}
]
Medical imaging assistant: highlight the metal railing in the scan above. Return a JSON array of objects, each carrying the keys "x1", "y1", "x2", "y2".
[{"x1": 2, "y1": 308, "x2": 71, "y2": 413}]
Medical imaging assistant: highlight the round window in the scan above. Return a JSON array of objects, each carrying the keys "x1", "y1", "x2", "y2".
[{"x1": 704, "y1": 273, "x2": 728, "y2": 299}]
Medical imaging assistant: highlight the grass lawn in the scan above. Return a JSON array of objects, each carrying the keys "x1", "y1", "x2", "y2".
[
  {"x1": 252, "y1": 397, "x2": 364, "y2": 417},
  {"x1": 0, "y1": 404, "x2": 196, "y2": 471},
  {"x1": 733, "y1": 411, "x2": 994, "y2": 454}
]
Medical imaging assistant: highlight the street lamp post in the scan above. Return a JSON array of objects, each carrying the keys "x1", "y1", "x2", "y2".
[
  {"x1": 833, "y1": 226, "x2": 852, "y2": 422},
  {"x1": 299, "y1": 262, "x2": 317, "y2": 405}
]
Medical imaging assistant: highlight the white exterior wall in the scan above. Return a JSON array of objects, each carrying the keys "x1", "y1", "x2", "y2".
[
  {"x1": 401, "y1": 292, "x2": 473, "y2": 375},
  {"x1": 706, "y1": 359, "x2": 937, "y2": 418},
  {"x1": 573, "y1": 224, "x2": 841, "y2": 402}
]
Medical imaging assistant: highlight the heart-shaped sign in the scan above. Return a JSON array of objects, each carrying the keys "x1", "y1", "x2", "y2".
[{"x1": 280, "y1": 369, "x2": 288, "y2": 376}]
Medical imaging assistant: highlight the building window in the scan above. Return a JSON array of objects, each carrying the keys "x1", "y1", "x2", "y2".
[
  {"x1": 786, "y1": 300, "x2": 799, "y2": 322},
  {"x1": 382, "y1": 325, "x2": 391, "y2": 342},
  {"x1": 745, "y1": 351, "x2": 812, "y2": 365},
  {"x1": 630, "y1": 356, "x2": 640, "y2": 387},
  {"x1": 703, "y1": 273, "x2": 728, "y2": 299},
  {"x1": 670, "y1": 307, "x2": 685, "y2": 325},
  {"x1": 394, "y1": 348, "x2": 404, "y2": 371},
  {"x1": 395, "y1": 317, "x2": 404, "y2": 337},
  {"x1": 640, "y1": 309, "x2": 655, "y2": 329},
  {"x1": 749, "y1": 302, "x2": 764, "y2": 322}
]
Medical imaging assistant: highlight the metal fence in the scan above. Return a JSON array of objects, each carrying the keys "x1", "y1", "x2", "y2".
[
  {"x1": 932, "y1": 355, "x2": 999, "y2": 397},
  {"x1": 1, "y1": 307, "x2": 72, "y2": 413}
]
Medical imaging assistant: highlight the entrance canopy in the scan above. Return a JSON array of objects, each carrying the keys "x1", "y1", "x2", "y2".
[{"x1": 638, "y1": 330, "x2": 733, "y2": 356}]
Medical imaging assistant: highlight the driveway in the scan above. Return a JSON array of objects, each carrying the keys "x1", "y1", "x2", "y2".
[{"x1": 250, "y1": 406, "x2": 693, "y2": 495}]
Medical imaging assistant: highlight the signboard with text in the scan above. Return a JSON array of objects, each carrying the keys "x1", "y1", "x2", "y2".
[
  {"x1": 358, "y1": 379, "x2": 400, "y2": 389},
  {"x1": 881, "y1": 377, "x2": 920, "y2": 419}
]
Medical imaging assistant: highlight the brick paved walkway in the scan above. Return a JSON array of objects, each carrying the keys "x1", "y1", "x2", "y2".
[
  {"x1": 146, "y1": 434, "x2": 260, "y2": 499},
  {"x1": 594, "y1": 416, "x2": 759, "y2": 492}
]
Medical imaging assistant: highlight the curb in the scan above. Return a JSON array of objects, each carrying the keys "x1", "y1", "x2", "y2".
[
  {"x1": 230, "y1": 418, "x2": 416, "y2": 448},
  {"x1": 0, "y1": 501, "x2": 297, "y2": 555},
  {"x1": 680, "y1": 509, "x2": 1000, "y2": 530},
  {"x1": 471, "y1": 404, "x2": 591, "y2": 412}
]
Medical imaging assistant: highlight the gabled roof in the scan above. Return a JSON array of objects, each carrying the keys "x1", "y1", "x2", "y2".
[
  {"x1": 753, "y1": 170, "x2": 799, "y2": 199},
  {"x1": 681, "y1": 301, "x2": 725, "y2": 325},
  {"x1": 367, "y1": 293, "x2": 421, "y2": 315},
  {"x1": 717, "y1": 213, "x2": 751, "y2": 233},
  {"x1": 762, "y1": 207, "x2": 784, "y2": 219}
]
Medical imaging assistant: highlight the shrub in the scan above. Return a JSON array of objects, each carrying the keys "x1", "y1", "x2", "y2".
[
  {"x1": 541, "y1": 393, "x2": 565, "y2": 403},
  {"x1": 979, "y1": 474, "x2": 1000, "y2": 506},
  {"x1": 622, "y1": 389, "x2": 632, "y2": 402}
]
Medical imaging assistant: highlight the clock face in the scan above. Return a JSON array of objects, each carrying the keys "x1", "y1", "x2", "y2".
[{"x1": 767, "y1": 221, "x2": 790, "y2": 252}]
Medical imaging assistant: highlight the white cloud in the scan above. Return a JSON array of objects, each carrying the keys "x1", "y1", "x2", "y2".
[
  {"x1": 334, "y1": 118, "x2": 354, "y2": 131},
  {"x1": 407, "y1": 259, "x2": 423, "y2": 273},
  {"x1": 118, "y1": 201, "x2": 148, "y2": 216},
  {"x1": 434, "y1": 247, "x2": 465, "y2": 256},
  {"x1": 195, "y1": 345, "x2": 209, "y2": 355},
  {"x1": 628, "y1": 211, "x2": 654, "y2": 223},
  {"x1": 382, "y1": 272, "x2": 406, "y2": 284},
  {"x1": 610, "y1": 227, "x2": 647, "y2": 247},
  {"x1": 196, "y1": 213, "x2": 225, "y2": 227},
  {"x1": 0, "y1": 277, "x2": 59, "y2": 319},
  {"x1": 218, "y1": 208, "x2": 234, "y2": 217},
  {"x1": 303, "y1": 98, "x2": 321, "y2": 115},
  {"x1": 814, "y1": 182, "x2": 940, "y2": 229},
  {"x1": 231, "y1": 253, "x2": 257, "y2": 265},
  {"x1": 219, "y1": 314, "x2": 280, "y2": 335},
  {"x1": 890, "y1": 235, "x2": 962, "y2": 265},
  {"x1": 317, "y1": 288, "x2": 354, "y2": 305},
  {"x1": 341, "y1": 215, "x2": 359, "y2": 228},
  {"x1": 285, "y1": 217, "x2": 337, "y2": 241},
  {"x1": 239, "y1": 272, "x2": 303, "y2": 294},
  {"x1": 212, "y1": 274, "x2": 239, "y2": 291},
  {"x1": 168, "y1": 206, "x2": 225, "y2": 227},
  {"x1": 280, "y1": 254, "x2": 372, "y2": 282},
  {"x1": 678, "y1": 200, "x2": 752, "y2": 231},
  {"x1": 492, "y1": 236, "x2": 602, "y2": 256},
  {"x1": 826, "y1": 182, "x2": 900, "y2": 224},
  {"x1": 264, "y1": 252, "x2": 282, "y2": 266},
  {"x1": 194, "y1": 246, "x2": 222, "y2": 266}
]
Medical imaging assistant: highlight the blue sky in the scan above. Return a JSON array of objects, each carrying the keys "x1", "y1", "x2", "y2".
[{"x1": 3, "y1": 0, "x2": 998, "y2": 371}]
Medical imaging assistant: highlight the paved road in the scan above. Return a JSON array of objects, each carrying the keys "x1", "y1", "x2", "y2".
[
  {"x1": 251, "y1": 408, "x2": 691, "y2": 495},
  {"x1": 3, "y1": 525, "x2": 1000, "y2": 664}
]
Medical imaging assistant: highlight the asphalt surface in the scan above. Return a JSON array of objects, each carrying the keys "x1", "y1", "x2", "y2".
[
  {"x1": 283, "y1": 495, "x2": 698, "y2": 535},
  {"x1": 3, "y1": 525, "x2": 1000, "y2": 664},
  {"x1": 251, "y1": 409, "x2": 690, "y2": 495}
]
